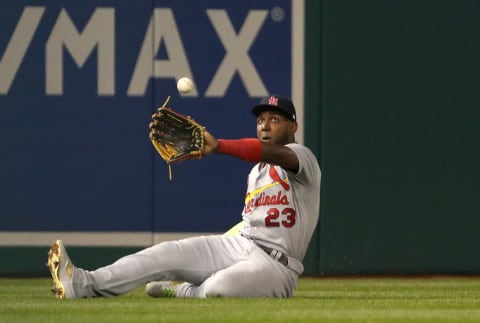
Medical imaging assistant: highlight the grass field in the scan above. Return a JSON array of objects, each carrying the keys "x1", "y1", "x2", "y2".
[{"x1": 1, "y1": 276, "x2": 480, "y2": 322}]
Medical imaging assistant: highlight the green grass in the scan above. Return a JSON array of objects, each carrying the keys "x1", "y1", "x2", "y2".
[{"x1": 1, "y1": 276, "x2": 480, "y2": 322}]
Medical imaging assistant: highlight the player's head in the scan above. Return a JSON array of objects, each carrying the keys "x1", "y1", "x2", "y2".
[{"x1": 252, "y1": 95, "x2": 298, "y2": 145}]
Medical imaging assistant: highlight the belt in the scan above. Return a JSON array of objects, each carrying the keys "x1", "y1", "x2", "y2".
[
  {"x1": 241, "y1": 234, "x2": 289, "y2": 266},
  {"x1": 256, "y1": 244, "x2": 289, "y2": 267}
]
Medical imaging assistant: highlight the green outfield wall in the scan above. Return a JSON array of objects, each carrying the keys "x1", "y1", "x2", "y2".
[{"x1": 303, "y1": 0, "x2": 480, "y2": 275}]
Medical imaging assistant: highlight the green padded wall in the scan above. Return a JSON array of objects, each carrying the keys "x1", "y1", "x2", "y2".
[
  {"x1": 303, "y1": 0, "x2": 480, "y2": 274},
  {"x1": 303, "y1": 0, "x2": 323, "y2": 275}
]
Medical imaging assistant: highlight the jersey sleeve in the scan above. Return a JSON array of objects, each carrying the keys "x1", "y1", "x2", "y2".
[{"x1": 286, "y1": 143, "x2": 321, "y2": 184}]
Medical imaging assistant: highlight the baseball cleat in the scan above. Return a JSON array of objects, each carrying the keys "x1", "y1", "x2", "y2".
[
  {"x1": 145, "y1": 281, "x2": 177, "y2": 298},
  {"x1": 46, "y1": 240, "x2": 75, "y2": 299}
]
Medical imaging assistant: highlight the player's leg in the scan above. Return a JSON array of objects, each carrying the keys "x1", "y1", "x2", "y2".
[
  {"x1": 58, "y1": 235, "x2": 245, "y2": 298},
  {"x1": 145, "y1": 221, "x2": 245, "y2": 298},
  {"x1": 175, "y1": 244, "x2": 298, "y2": 298}
]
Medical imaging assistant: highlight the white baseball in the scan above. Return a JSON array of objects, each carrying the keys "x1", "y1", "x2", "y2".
[{"x1": 177, "y1": 77, "x2": 194, "y2": 94}]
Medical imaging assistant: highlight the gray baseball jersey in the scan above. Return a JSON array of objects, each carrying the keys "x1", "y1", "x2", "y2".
[{"x1": 241, "y1": 143, "x2": 321, "y2": 261}]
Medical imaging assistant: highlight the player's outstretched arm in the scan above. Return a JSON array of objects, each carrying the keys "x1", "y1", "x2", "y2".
[
  {"x1": 260, "y1": 142, "x2": 299, "y2": 173},
  {"x1": 203, "y1": 130, "x2": 299, "y2": 172}
]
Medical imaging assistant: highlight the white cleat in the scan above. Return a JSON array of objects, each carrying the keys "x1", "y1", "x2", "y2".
[
  {"x1": 46, "y1": 240, "x2": 75, "y2": 299},
  {"x1": 145, "y1": 281, "x2": 177, "y2": 298}
]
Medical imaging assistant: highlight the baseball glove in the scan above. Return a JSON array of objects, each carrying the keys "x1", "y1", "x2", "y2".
[{"x1": 149, "y1": 101, "x2": 205, "y2": 164}]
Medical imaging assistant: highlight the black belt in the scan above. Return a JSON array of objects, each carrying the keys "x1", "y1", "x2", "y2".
[{"x1": 257, "y1": 244, "x2": 289, "y2": 266}]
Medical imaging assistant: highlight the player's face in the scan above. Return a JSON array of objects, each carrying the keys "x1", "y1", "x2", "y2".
[{"x1": 256, "y1": 111, "x2": 297, "y2": 145}]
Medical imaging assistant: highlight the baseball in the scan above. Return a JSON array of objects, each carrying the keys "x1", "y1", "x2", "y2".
[{"x1": 177, "y1": 77, "x2": 194, "y2": 94}]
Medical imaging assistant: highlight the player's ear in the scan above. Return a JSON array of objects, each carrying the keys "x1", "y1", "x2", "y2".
[{"x1": 290, "y1": 121, "x2": 298, "y2": 134}]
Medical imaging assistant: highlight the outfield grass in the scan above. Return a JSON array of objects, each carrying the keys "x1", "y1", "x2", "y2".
[{"x1": 1, "y1": 276, "x2": 480, "y2": 322}]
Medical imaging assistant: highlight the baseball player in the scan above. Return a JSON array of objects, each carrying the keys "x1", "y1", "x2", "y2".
[{"x1": 47, "y1": 95, "x2": 321, "y2": 298}]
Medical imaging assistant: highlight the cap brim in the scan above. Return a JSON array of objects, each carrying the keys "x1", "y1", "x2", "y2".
[
  {"x1": 252, "y1": 104, "x2": 273, "y2": 116},
  {"x1": 252, "y1": 104, "x2": 294, "y2": 120}
]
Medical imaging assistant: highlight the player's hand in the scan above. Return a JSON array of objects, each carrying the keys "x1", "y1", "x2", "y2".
[{"x1": 202, "y1": 130, "x2": 219, "y2": 156}]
